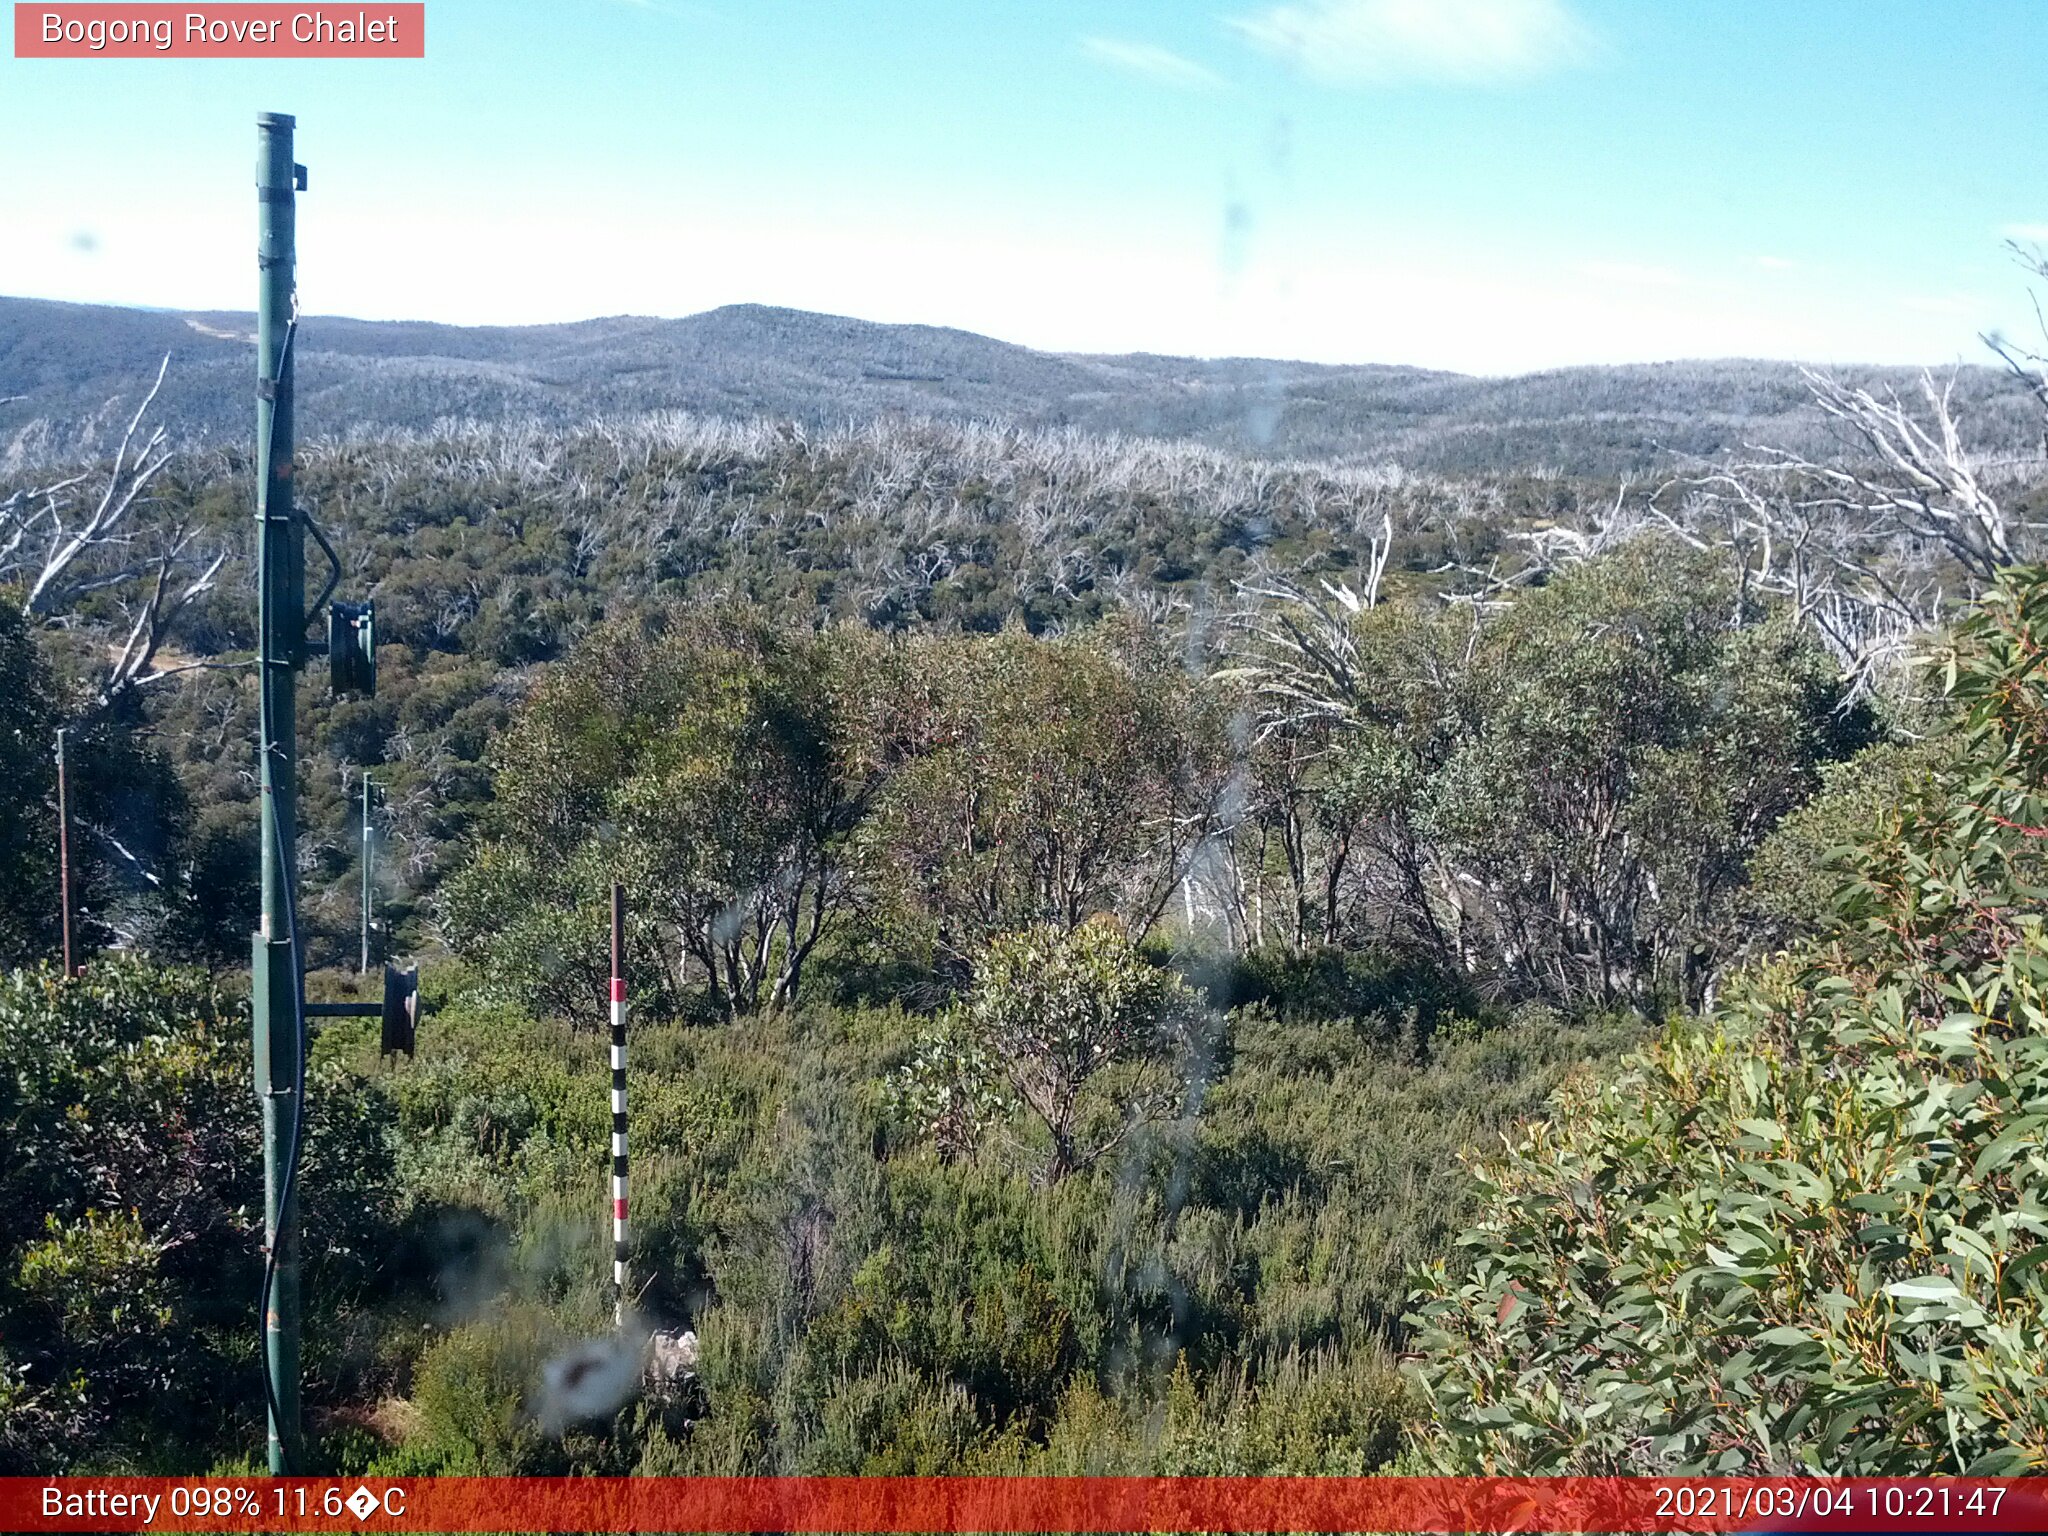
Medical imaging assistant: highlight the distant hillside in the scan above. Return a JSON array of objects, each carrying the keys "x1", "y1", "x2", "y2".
[{"x1": 1, "y1": 294, "x2": 2035, "y2": 476}]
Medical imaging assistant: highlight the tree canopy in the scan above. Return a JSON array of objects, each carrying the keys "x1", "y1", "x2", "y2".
[{"x1": 1408, "y1": 565, "x2": 2048, "y2": 1474}]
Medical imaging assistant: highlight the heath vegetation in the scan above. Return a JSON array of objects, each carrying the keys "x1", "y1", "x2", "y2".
[{"x1": 6, "y1": 288, "x2": 2048, "y2": 1474}]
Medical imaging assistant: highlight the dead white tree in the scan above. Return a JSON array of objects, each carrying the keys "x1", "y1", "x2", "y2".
[
  {"x1": 1646, "y1": 467, "x2": 1943, "y2": 696},
  {"x1": 1472, "y1": 340, "x2": 2047, "y2": 702},
  {"x1": 4, "y1": 357, "x2": 175, "y2": 610},
  {"x1": 1646, "y1": 353, "x2": 2046, "y2": 701},
  {"x1": 1788, "y1": 367, "x2": 2029, "y2": 581},
  {"x1": 1683, "y1": 249, "x2": 2048, "y2": 692},
  {"x1": 1984, "y1": 240, "x2": 2048, "y2": 453},
  {"x1": 1222, "y1": 572, "x2": 1376, "y2": 740},
  {"x1": 1217, "y1": 501, "x2": 1394, "y2": 734},
  {"x1": 0, "y1": 357, "x2": 232, "y2": 712}
]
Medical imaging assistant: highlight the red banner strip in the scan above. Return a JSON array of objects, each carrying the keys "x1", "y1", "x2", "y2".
[
  {"x1": 6, "y1": 1476, "x2": 2048, "y2": 1533},
  {"x1": 14, "y1": 5, "x2": 424, "y2": 58}
]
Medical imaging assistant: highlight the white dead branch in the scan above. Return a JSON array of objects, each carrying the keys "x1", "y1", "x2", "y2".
[{"x1": 1, "y1": 356, "x2": 236, "y2": 711}]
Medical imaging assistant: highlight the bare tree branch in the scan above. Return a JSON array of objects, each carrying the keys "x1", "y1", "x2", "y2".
[{"x1": 1, "y1": 356, "x2": 235, "y2": 715}]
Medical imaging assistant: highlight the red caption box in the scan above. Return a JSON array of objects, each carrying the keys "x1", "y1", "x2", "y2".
[
  {"x1": 14, "y1": 4, "x2": 425, "y2": 57},
  {"x1": 6, "y1": 1476, "x2": 2048, "y2": 1534}
]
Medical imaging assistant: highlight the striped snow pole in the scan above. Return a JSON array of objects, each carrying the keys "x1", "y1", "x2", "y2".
[{"x1": 609, "y1": 883, "x2": 628, "y2": 1327}]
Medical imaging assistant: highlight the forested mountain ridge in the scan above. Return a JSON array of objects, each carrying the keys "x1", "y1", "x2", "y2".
[{"x1": 5, "y1": 292, "x2": 2038, "y2": 476}]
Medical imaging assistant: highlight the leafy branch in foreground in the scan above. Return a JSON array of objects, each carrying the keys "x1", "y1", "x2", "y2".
[{"x1": 1406, "y1": 565, "x2": 2048, "y2": 1475}]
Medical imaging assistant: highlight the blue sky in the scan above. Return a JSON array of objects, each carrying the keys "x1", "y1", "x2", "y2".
[{"x1": 3, "y1": 0, "x2": 2045, "y2": 373}]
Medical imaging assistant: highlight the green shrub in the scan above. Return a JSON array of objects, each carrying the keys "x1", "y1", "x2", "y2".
[
  {"x1": 13, "y1": 1209, "x2": 175, "y2": 1398},
  {"x1": 1219, "y1": 944, "x2": 1475, "y2": 1052},
  {"x1": 1407, "y1": 566, "x2": 2048, "y2": 1474},
  {"x1": 0, "y1": 1346, "x2": 91, "y2": 1475},
  {"x1": 896, "y1": 920, "x2": 1205, "y2": 1182},
  {"x1": 0, "y1": 957, "x2": 400, "y2": 1470},
  {"x1": 803, "y1": 1360, "x2": 989, "y2": 1473},
  {"x1": 405, "y1": 1307, "x2": 556, "y2": 1474},
  {"x1": 1744, "y1": 734, "x2": 1963, "y2": 946},
  {"x1": 0, "y1": 598, "x2": 60, "y2": 968}
]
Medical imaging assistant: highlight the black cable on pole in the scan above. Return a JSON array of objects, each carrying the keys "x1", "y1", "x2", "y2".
[
  {"x1": 256, "y1": 310, "x2": 306, "y2": 1477},
  {"x1": 257, "y1": 792, "x2": 307, "y2": 1477}
]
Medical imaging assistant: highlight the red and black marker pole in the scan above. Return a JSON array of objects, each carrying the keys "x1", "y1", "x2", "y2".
[{"x1": 609, "y1": 883, "x2": 628, "y2": 1327}]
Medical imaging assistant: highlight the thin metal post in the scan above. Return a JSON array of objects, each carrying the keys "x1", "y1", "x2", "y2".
[
  {"x1": 252, "y1": 109, "x2": 304, "y2": 1477},
  {"x1": 359, "y1": 772, "x2": 373, "y2": 974},
  {"x1": 55, "y1": 728, "x2": 72, "y2": 975},
  {"x1": 610, "y1": 884, "x2": 628, "y2": 1326}
]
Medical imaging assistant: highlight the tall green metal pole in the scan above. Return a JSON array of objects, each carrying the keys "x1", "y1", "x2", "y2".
[{"x1": 253, "y1": 110, "x2": 305, "y2": 1476}]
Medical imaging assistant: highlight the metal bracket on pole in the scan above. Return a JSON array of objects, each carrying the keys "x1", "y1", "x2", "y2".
[
  {"x1": 305, "y1": 511, "x2": 343, "y2": 623},
  {"x1": 303, "y1": 965, "x2": 419, "y2": 1057}
]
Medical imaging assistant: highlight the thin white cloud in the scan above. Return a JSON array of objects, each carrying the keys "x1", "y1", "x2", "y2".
[
  {"x1": 1228, "y1": 0, "x2": 1595, "y2": 86},
  {"x1": 602, "y1": 0, "x2": 726, "y2": 23},
  {"x1": 1756, "y1": 255, "x2": 1800, "y2": 272},
  {"x1": 1579, "y1": 259, "x2": 1685, "y2": 288},
  {"x1": 1081, "y1": 37, "x2": 1226, "y2": 91},
  {"x1": 2001, "y1": 222, "x2": 2048, "y2": 244},
  {"x1": 1900, "y1": 293, "x2": 1979, "y2": 317}
]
